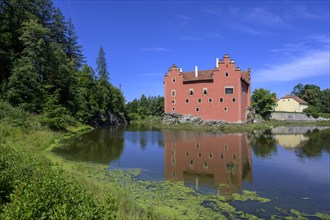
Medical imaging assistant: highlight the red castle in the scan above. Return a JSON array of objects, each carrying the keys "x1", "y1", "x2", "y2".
[{"x1": 164, "y1": 54, "x2": 251, "y2": 123}]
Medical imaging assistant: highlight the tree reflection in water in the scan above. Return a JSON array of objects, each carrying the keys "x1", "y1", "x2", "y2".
[
  {"x1": 249, "y1": 129, "x2": 277, "y2": 158},
  {"x1": 53, "y1": 126, "x2": 125, "y2": 164},
  {"x1": 294, "y1": 129, "x2": 330, "y2": 159}
]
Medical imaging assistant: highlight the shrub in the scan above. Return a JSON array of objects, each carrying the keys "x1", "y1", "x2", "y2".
[{"x1": 303, "y1": 105, "x2": 319, "y2": 118}]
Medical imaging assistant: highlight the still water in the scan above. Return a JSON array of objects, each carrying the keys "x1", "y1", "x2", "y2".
[{"x1": 54, "y1": 125, "x2": 330, "y2": 216}]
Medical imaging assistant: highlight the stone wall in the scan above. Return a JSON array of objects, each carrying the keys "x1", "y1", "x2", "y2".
[
  {"x1": 270, "y1": 112, "x2": 328, "y2": 121},
  {"x1": 162, "y1": 112, "x2": 242, "y2": 127}
]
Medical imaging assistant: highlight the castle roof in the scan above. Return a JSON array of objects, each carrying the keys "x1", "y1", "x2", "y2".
[
  {"x1": 182, "y1": 70, "x2": 214, "y2": 82},
  {"x1": 280, "y1": 94, "x2": 308, "y2": 105}
]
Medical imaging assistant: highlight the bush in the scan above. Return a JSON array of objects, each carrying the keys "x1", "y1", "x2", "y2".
[
  {"x1": 41, "y1": 92, "x2": 76, "y2": 131},
  {"x1": 0, "y1": 145, "x2": 118, "y2": 219},
  {"x1": 0, "y1": 101, "x2": 30, "y2": 128},
  {"x1": 303, "y1": 105, "x2": 319, "y2": 118}
]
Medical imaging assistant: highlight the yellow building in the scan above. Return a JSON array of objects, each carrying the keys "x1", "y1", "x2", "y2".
[
  {"x1": 275, "y1": 134, "x2": 308, "y2": 148},
  {"x1": 275, "y1": 94, "x2": 308, "y2": 112}
]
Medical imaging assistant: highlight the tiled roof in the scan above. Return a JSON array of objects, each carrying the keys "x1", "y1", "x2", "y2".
[
  {"x1": 182, "y1": 70, "x2": 214, "y2": 82},
  {"x1": 281, "y1": 94, "x2": 308, "y2": 105}
]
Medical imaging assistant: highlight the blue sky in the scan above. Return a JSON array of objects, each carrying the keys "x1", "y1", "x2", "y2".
[{"x1": 53, "y1": 0, "x2": 329, "y2": 102}]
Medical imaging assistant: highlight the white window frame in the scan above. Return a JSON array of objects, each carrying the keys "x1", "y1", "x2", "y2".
[
  {"x1": 224, "y1": 86, "x2": 234, "y2": 94},
  {"x1": 203, "y1": 88, "x2": 208, "y2": 95},
  {"x1": 171, "y1": 90, "x2": 176, "y2": 97}
]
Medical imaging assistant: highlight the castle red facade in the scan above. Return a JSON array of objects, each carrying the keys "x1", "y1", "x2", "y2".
[{"x1": 164, "y1": 54, "x2": 251, "y2": 123}]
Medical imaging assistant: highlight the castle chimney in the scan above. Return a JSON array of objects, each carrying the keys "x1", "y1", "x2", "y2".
[
  {"x1": 216, "y1": 58, "x2": 219, "y2": 68},
  {"x1": 195, "y1": 66, "x2": 198, "y2": 77}
]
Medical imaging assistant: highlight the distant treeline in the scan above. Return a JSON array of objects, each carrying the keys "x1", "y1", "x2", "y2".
[
  {"x1": 291, "y1": 83, "x2": 330, "y2": 115},
  {"x1": 126, "y1": 95, "x2": 164, "y2": 120},
  {"x1": 0, "y1": 0, "x2": 125, "y2": 130}
]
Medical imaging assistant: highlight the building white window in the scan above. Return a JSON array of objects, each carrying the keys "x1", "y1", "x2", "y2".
[
  {"x1": 220, "y1": 98, "x2": 224, "y2": 102},
  {"x1": 198, "y1": 98, "x2": 202, "y2": 103},
  {"x1": 225, "y1": 72, "x2": 229, "y2": 77},
  {"x1": 224, "y1": 107, "x2": 228, "y2": 112},
  {"x1": 195, "y1": 107, "x2": 200, "y2": 112},
  {"x1": 172, "y1": 77, "x2": 176, "y2": 83},
  {"x1": 172, "y1": 99, "x2": 176, "y2": 104},
  {"x1": 203, "y1": 88, "x2": 208, "y2": 95},
  {"x1": 232, "y1": 98, "x2": 236, "y2": 102},
  {"x1": 185, "y1": 99, "x2": 189, "y2": 103},
  {"x1": 189, "y1": 89, "x2": 194, "y2": 96},
  {"x1": 225, "y1": 87, "x2": 234, "y2": 94},
  {"x1": 208, "y1": 98, "x2": 213, "y2": 103},
  {"x1": 171, "y1": 90, "x2": 176, "y2": 97},
  {"x1": 203, "y1": 161, "x2": 208, "y2": 169}
]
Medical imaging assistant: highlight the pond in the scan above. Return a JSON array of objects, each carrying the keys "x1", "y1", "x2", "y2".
[{"x1": 54, "y1": 125, "x2": 330, "y2": 218}]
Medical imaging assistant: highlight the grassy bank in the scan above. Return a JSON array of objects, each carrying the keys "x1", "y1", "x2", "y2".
[
  {"x1": 0, "y1": 102, "x2": 149, "y2": 219},
  {"x1": 130, "y1": 116, "x2": 330, "y2": 133}
]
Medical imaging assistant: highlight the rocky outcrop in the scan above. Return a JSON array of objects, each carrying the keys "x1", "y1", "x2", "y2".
[
  {"x1": 92, "y1": 112, "x2": 127, "y2": 127},
  {"x1": 162, "y1": 113, "x2": 231, "y2": 127}
]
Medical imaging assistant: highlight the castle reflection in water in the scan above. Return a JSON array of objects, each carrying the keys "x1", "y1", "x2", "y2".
[{"x1": 163, "y1": 131, "x2": 252, "y2": 194}]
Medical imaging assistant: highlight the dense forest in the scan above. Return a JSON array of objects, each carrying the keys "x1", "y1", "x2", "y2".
[
  {"x1": 0, "y1": 0, "x2": 126, "y2": 129},
  {"x1": 125, "y1": 95, "x2": 164, "y2": 120}
]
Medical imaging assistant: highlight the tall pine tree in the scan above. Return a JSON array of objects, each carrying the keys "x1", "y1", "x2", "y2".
[
  {"x1": 96, "y1": 46, "x2": 109, "y2": 82},
  {"x1": 65, "y1": 18, "x2": 84, "y2": 69}
]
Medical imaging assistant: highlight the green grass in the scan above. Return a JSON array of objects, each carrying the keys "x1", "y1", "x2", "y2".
[{"x1": 130, "y1": 116, "x2": 330, "y2": 133}]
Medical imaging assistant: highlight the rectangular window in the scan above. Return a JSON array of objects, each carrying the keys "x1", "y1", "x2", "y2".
[
  {"x1": 208, "y1": 98, "x2": 212, "y2": 103},
  {"x1": 189, "y1": 89, "x2": 194, "y2": 96},
  {"x1": 225, "y1": 72, "x2": 229, "y2": 77},
  {"x1": 172, "y1": 99, "x2": 176, "y2": 104},
  {"x1": 195, "y1": 107, "x2": 200, "y2": 112},
  {"x1": 198, "y1": 98, "x2": 202, "y2": 103},
  {"x1": 220, "y1": 98, "x2": 224, "y2": 102},
  {"x1": 232, "y1": 98, "x2": 236, "y2": 102},
  {"x1": 225, "y1": 87, "x2": 234, "y2": 94}
]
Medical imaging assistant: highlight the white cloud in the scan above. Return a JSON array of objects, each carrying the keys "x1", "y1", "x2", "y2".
[
  {"x1": 253, "y1": 49, "x2": 329, "y2": 83},
  {"x1": 176, "y1": 15, "x2": 191, "y2": 27},
  {"x1": 142, "y1": 47, "x2": 173, "y2": 52}
]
